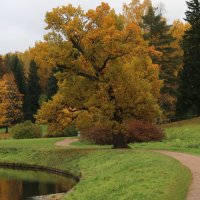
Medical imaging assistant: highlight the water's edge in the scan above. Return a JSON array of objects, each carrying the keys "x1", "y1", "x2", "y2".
[
  {"x1": 0, "y1": 162, "x2": 80, "y2": 200},
  {"x1": 0, "y1": 162, "x2": 80, "y2": 182}
]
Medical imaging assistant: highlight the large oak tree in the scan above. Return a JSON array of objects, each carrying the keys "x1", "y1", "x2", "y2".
[{"x1": 36, "y1": 3, "x2": 162, "y2": 147}]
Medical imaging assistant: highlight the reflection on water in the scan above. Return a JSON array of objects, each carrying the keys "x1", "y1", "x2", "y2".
[{"x1": 0, "y1": 168, "x2": 77, "y2": 200}]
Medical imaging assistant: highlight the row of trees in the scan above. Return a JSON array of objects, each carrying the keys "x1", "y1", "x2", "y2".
[
  {"x1": 0, "y1": 2, "x2": 187, "y2": 122},
  {"x1": 177, "y1": 0, "x2": 200, "y2": 116},
  {"x1": 0, "y1": 55, "x2": 45, "y2": 126}
]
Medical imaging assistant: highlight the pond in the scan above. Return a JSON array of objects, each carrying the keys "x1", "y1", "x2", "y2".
[{"x1": 0, "y1": 168, "x2": 77, "y2": 200}]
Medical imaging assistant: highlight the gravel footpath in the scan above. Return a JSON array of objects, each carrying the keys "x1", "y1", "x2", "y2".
[{"x1": 157, "y1": 151, "x2": 200, "y2": 200}]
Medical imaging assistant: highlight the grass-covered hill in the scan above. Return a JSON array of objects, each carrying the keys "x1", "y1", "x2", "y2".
[{"x1": 133, "y1": 117, "x2": 200, "y2": 155}]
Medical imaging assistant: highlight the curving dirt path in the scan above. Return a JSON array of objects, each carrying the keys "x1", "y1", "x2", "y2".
[
  {"x1": 55, "y1": 138, "x2": 79, "y2": 147},
  {"x1": 156, "y1": 151, "x2": 200, "y2": 200}
]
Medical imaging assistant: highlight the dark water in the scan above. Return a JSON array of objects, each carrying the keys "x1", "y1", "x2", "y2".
[{"x1": 0, "y1": 168, "x2": 77, "y2": 200}]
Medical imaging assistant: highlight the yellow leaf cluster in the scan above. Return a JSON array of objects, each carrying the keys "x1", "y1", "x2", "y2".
[
  {"x1": 0, "y1": 74, "x2": 23, "y2": 126},
  {"x1": 36, "y1": 2, "x2": 162, "y2": 134}
]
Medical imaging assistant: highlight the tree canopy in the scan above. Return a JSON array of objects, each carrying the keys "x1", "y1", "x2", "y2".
[{"x1": 36, "y1": 2, "x2": 162, "y2": 147}]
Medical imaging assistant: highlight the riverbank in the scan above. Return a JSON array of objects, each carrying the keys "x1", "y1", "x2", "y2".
[{"x1": 0, "y1": 137, "x2": 191, "y2": 200}]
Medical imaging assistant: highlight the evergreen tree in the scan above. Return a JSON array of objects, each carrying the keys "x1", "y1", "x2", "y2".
[
  {"x1": 142, "y1": 6, "x2": 180, "y2": 117},
  {"x1": 28, "y1": 60, "x2": 41, "y2": 121},
  {"x1": 7, "y1": 54, "x2": 31, "y2": 120},
  {"x1": 10, "y1": 56, "x2": 26, "y2": 93},
  {"x1": 177, "y1": 0, "x2": 200, "y2": 116},
  {"x1": 46, "y1": 67, "x2": 58, "y2": 100}
]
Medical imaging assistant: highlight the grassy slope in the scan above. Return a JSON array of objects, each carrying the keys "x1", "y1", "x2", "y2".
[
  {"x1": 0, "y1": 138, "x2": 191, "y2": 200},
  {"x1": 132, "y1": 117, "x2": 200, "y2": 155},
  {"x1": 66, "y1": 150, "x2": 190, "y2": 200}
]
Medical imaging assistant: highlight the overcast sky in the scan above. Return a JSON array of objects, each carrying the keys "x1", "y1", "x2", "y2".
[{"x1": 0, "y1": 0, "x2": 187, "y2": 54}]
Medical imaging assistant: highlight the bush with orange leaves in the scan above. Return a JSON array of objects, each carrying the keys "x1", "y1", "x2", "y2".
[
  {"x1": 125, "y1": 120, "x2": 165, "y2": 143},
  {"x1": 81, "y1": 124, "x2": 113, "y2": 145}
]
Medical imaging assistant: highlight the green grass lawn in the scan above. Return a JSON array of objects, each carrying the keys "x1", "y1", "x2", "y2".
[
  {"x1": 0, "y1": 137, "x2": 191, "y2": 200},
  {"x1": 2, "y1": 117, "x2": 200, "y2": 199},
  {"x1": 65, "y1": 150, "x2": 191, "y2": 200},
  {"x1": 131, "y1": 117, "x2": 200, "y2": 155}
]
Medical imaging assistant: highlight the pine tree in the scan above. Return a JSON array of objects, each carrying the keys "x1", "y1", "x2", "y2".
[
  {"x1": 9, "y1": 55, "x2": 31, "y2": 120},
  {"x1": 10, "y1": 56, "x2": 26, "y2": 93},
  {"x1": 28, "y1": 60, "x2": 41, "y2": 121},
  {"x1": 0, "y1": 74, "x2": 23, "y2": 126},
  {"x1": 177, "y1": 0, "x2": 200, "y2": 116},
  {"x1": 142, "y1": 6, "x2": 180, "y2": 117},
  {"x1": 46, "y1": 67, "x2": 58, "y2": 100}
]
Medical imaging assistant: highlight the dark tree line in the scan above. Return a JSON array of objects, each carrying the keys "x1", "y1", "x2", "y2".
[
  {"x1": 140, "y1": 1, "x2": 200, "y2": 119},
  {"x1": 177, "y1": 0, "x2": 200, "y2": 116},
  {"x1": 141, "y1": 6, "x2": 181, "y2": 117},
  {"x1": 0, "y1": 53, "x2": 58, "y2": 122}
]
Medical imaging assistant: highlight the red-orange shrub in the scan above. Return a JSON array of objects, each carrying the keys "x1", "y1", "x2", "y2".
[
  {"x1": 81, "y1": 124, "x2": 113, "y2": 145},
  {"x1": 125, "y1": 120, "x2": 164, "y2": 143}
]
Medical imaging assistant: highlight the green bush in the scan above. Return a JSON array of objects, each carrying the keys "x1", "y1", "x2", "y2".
[
  {"x1": 64, "y1": 126, "x2": 79, "y2": 137},
  {"x1": 12, "y1": 121, "x2": 42, "y2": 139},
  {"x1": 45, "y1": 125, "x2": 79, "y2": 138}
]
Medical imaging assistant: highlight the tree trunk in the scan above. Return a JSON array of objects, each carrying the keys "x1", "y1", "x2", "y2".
[
  {"x1": 6, "y1": 126, "x2": 8, "y2": 133},
  {"x1": 112, "y1": 133, "x2": 129, "y2": 149}
]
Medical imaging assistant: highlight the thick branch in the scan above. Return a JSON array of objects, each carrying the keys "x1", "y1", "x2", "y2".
[
  {"x1": 69, "y1": 36, "x2": 100, "y2": 75},
  {"x1": 69, "y1": 33, "x2": 130, "y2": 75},
  {"x1": 100, "y1": 57, "x2": 110, "y2": 72},
  {"x1": 57, "y1": 64, "x2": 100, "y2": 82},
  {"x1": 77, "y1": 71, "x2": 100, "y2": 81},
  {"x1": 99, "y1": 52, "x2": 130, "y2": 72},
  {"x1": 70, "y1": 37, "x2": 83, "y2": 55}
]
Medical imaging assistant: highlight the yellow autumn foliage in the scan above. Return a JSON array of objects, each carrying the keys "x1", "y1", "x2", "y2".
[
  {"x1": 36, "y1": 3, "x2": 162, "y2": 136},
  {"x1": 0, "y1": 74, "x2": 23, "y2": 126}
]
